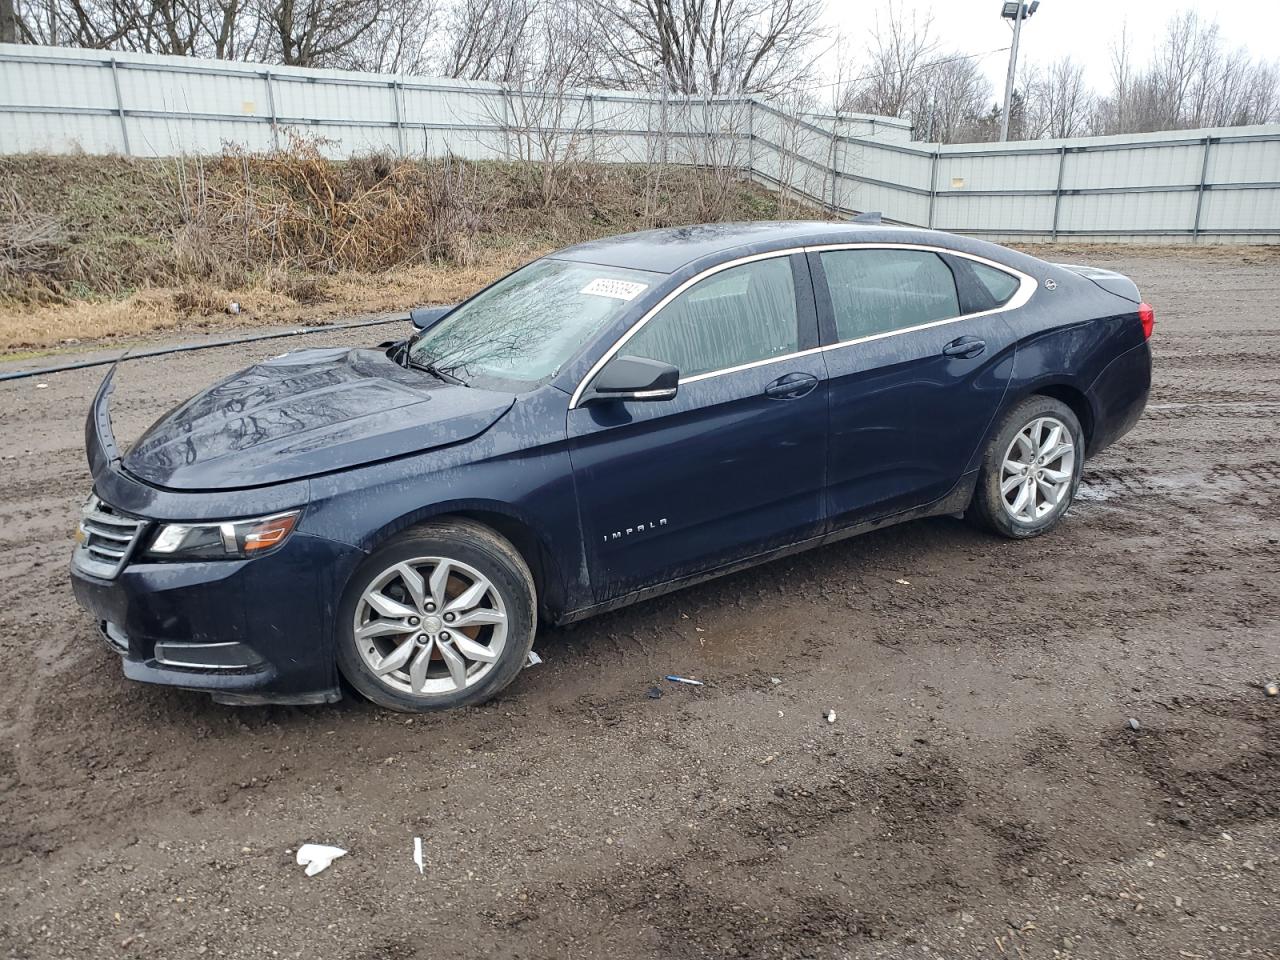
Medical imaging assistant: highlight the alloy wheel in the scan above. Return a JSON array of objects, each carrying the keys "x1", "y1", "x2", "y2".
[
  {"x1": 353, "y1": 556, "x2": 508, "y2": 697},
  {"x1": 999, "y1": 416, "x2": 1076, "y2": 524}
]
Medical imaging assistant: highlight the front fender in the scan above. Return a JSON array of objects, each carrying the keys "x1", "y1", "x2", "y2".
[{"x1": 300, "y1": 386, "x2": 591, "y2": 615}]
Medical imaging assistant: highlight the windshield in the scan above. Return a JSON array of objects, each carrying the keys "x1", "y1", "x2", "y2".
[{"x1": 408, "y1": 258, "x2": 663, "y2": 389}]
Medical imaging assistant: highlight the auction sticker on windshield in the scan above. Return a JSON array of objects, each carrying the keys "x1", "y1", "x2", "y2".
[{"x1": 581, "y1": 278, "x2": 648, "y2": 301}]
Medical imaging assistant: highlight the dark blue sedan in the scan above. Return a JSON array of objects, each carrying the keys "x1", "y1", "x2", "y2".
[{"x1": 71, "y1": 222, "x2": 1153, "y2": 711}]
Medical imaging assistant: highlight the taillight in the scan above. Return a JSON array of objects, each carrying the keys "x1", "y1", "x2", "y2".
[{"x1": 1138, "y1": 302, "x2": 1155, "y2": 340}]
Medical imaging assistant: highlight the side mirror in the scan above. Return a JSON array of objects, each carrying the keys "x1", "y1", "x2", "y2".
[
  {"x1": 409, "y1": 304, "x2": 457, "y2": 331},
  {"x1": 583, "y1": 355, "x2": 679, "y2": 405}
]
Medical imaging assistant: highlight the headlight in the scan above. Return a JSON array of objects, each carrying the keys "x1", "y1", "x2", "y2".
[{"x1": 143, "y1": 511, "x2": 301, "y2": 561}]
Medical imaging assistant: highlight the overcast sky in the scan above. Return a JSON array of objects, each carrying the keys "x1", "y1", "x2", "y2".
[{"x1": 817, "y1": 0, "x2": 1280, "y2": 108}]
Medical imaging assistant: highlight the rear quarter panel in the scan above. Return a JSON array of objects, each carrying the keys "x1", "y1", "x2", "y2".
[{"x1": 990, "y1": 265, "x2": 1149, "y2": 462}]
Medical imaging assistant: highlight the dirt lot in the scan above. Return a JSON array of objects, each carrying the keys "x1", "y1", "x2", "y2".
[{"x1": 0, "y1": 247, "x2": 1276, "y2": 959}]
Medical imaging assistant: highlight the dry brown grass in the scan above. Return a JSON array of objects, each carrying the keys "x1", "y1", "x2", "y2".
[{"x1": 0, "y1": 249, "x2": 543, "y2": 354}]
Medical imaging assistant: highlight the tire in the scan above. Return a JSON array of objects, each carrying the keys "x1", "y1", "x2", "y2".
[
  {"x1": 336, "y1": 518, "x2": 537, "y2": 712},
  {"x1": 969, "y1": 395, "x2": 1084, "y2": 539}
]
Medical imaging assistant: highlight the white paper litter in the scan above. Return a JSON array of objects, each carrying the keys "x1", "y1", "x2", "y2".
[
  {"x1": 413, "y1": 837, "x2": 424, "y2": 875},
  {"x1": 296, "y1": 843, "x2": 346, "y2": 876},
  {"x1": 526, "y1": 650, "x2": 543, "y2": 667},
  {"x1": 581, "y1": 278, "x2": 648, "y2": 301}
]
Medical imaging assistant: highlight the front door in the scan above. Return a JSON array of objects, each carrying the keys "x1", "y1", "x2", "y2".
[
  {"x1": 811, "y1": 246, "x2": 1022, "y2": 527},
  {"x1": 568, "y1": 253, "x2": 828, "y2": 602}
]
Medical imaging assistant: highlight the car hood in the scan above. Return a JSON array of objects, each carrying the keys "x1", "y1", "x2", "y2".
[{"x1": 118, "y1": 347, "x2": 515, "y2": 490}]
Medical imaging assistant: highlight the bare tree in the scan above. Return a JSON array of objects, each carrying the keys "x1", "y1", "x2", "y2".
[
  {"x1": 345, "y1": 0, "x2": 440, "y2": 73},
  {"x1": 257, "y1": 0, "x2": 384, "y2": 67},
  {"x1": 767, "y1": 89, "x2": 827, "y2": 216},
  {"x1": 1022, "y1": 57, "x2": 1092, "y2": 139},
  {"x1": 588, "y1": 0, "x2": 824, "y2": 97},
  {"x1": 441, "y1": 0, "x2": 535, "y2": 83},
  {"x1": 480, "y1": 0, "x2": 597, "y2": 205},
  {"x1": 837, "y1": 2, "x2": 936, "y2": 118},
  {"x1": 49, "y1": 0, "x2": 142, "y2": 48},
  {"x1": 1093, "y1": 11, "x2": 1280, "y2": 134},
  {"x1": 2, "y1": 0, "x2": 18, "y2": 42},
  {"x1": 917, "y1": 54, "x2": 991, "y2": 143}
]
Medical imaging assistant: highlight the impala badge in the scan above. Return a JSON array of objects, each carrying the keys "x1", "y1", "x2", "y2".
[{"x1": 604, "y1": 518, "x2": 667, "y2": 543}]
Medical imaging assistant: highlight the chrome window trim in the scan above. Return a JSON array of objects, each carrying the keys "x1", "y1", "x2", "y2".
[{"x1": 568, "y1": 242, "x2": 1036, "y2": 409}]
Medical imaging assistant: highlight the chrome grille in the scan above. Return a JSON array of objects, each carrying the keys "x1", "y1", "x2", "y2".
[{"x1": 74, "y1": 495, "x2": 146, "y2": 579}]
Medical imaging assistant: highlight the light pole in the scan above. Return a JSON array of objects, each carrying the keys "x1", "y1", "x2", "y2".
[{"x1": 999, "y1": 0, "x2": 1039, "y2": 142}]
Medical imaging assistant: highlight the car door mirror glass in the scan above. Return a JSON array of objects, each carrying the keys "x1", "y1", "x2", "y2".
[{"x1": 583, "y1": 355, "x2": 679, "y2": 404}]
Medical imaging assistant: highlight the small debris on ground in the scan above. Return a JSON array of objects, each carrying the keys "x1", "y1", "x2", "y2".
[
  {"x1": 1127, "y1": 717, "x2": 1141, "y2": 731},
  {"x1": 35, "y1": 382, "x2": 48, "y2": 389},
  {"x1": 825, "y1": 709, "x2": 837, "y2": 724},
  {"x1": 227, "y1": 301, "x2": 242, "y2": 315},
  {"x1": 295, "y1": 843, "x2": 346, "y2": 876},
  {"x1": 1264, "y1": 681, "x2": 1278, "y2": 697},
  {"x1": 665, "y1": 675, "x2": 704, "y2": 686},
  {"x1": 894, "y1": 578, "x2": 911, "y2": 585},
  {"x1": 413, "y1": 837, "x2": 424, "y2": 875},
  {"x1": 525, "y1": 650, "x2": 542, "y2": 667},
  {"x1": 645, "y1": 685, "x2": 663, "y2": 699},
  {"x1": 769, "y1": 677, "x2": 782, "y2": 685}
]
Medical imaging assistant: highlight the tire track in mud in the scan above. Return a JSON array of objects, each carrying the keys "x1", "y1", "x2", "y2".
[{"x1": 485, "y1": 695, "x2": 1277, "y2": 958}]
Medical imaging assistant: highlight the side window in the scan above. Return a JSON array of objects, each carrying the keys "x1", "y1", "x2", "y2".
[
  {"x1": 820, "y1": 249, "x2": 960, "y2": 341},
  {"x1": 968, "y1": 260, "x2": 1021, "y2": 306},
  {"x1": 943, "y1": 254, "x2": 1022, "y2": 314},
  {"x1": 623, "y1": 257, "x2": 799, "y2": 379}
]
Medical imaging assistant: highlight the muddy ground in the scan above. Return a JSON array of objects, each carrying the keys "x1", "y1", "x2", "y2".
[{"x1": 0, "y1": 248, "x2": 1276, "y2": 959}]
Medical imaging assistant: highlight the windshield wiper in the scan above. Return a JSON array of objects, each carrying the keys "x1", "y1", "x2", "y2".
[{"x1": 407, "y1": 355, "x2": 466, "y2": 386}]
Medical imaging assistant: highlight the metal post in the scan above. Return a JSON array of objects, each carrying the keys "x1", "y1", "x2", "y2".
[
  {"x1": 927, "y1": 147, "x2": 939, "y2": 228},
  {"x1": 828, "y1": 114, "x2": 840, "y2": 213},
  {"x1": 501, "y1": 88, "x2": 511, "y2": 160},
  {"x1": 659, "y1": 76, "x2": 669, "y2": 165},
  {"x1": 1051, "y1": 145, "x2": 1067, "y2": 240},
  {"x1": 391, "y1": 80, "x2": 405, "y2": 157},
  {"x1": 264, "y1": 70, "x2": 279, "y2": 151},
  {"x1": 1000, "y1": 6, "x2": 1025, "y2": 142},
  {"x1": 1192, "y1": 136, "x2": 1212, "y2": 241},
  {"x1": 747, "y1": 98, "x2": 755, "y2": 180},
  {"x1": 108, "y1": 58, "x2": 131, "y2": 155},
  {"x1": 587, "y1": 94, "x2": 596, "y2": 162}
]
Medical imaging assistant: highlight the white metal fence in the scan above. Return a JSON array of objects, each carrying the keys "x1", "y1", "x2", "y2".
[{"x1": 2, "y1": 44, "x2": 1278, "y2": 243}]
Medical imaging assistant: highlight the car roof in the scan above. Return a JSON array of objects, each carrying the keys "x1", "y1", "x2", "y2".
[{"x1": 551, "y1": 221, "x2": 957, "y2": 274}]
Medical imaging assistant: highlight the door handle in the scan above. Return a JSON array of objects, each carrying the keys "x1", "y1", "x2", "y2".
[
  {"x1": 764, "y1": 372, "x2": 818, "y2": 400},
  {"x1": 942, "y1": 336, "x2": 986, "y2": 359}
]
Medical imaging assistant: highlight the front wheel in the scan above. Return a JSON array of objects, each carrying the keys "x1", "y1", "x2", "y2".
[
  {"x1": 336, "y1": 519, "x2": 537, "y2": 711},
  {"x1": 970, "y1": 396, "x2": 1084, "y2": 539}
]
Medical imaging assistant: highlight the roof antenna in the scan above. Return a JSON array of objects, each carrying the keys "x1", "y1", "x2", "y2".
[{"x1": 850, "y1": 211, "x2": 882, "y2": 224}]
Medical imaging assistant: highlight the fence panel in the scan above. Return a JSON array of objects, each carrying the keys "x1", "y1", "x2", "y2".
[{"x1": 1, "y1": 44, "x2": 1277, "y2": 243}]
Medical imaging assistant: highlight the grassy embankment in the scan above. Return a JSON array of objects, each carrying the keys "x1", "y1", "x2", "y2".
[{"x1": 0, "y1": 143, "x2": 803, "y2": 357}]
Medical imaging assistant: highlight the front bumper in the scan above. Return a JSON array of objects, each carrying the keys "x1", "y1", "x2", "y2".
[{"x1": 70, "y1": 530, "x2": 365, "y2": 705}]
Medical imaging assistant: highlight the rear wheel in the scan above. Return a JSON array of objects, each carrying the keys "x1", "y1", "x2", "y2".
[
  {"x1": 970, "y1": 395, "x2": 1084, "y2": 539},
  {"x1": 336, "y1": 519, "x2": 536, "y2": 711}
]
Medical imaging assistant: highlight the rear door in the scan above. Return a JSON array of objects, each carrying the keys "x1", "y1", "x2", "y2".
[
  {"x1": 811, "y1": 246, "x2": 1025, "y2": 527},
  {"x1": 567, "y1": 253, "x2": 827, "y2": 602}
]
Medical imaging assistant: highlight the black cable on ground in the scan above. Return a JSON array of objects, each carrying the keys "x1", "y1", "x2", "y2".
[{"x1": 0, "y1": 314, "x2": 410, "y2": 384}]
